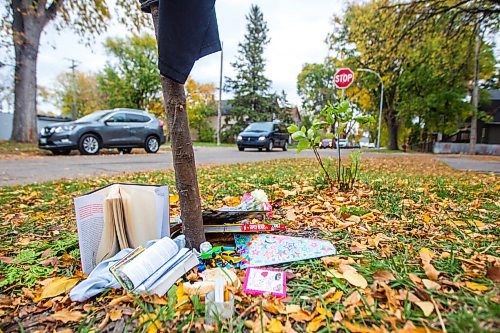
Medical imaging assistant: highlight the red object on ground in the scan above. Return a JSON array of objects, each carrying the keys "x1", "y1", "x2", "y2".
[{"x1": 334, "y1": 68, "x2": 355, "y2": 89}]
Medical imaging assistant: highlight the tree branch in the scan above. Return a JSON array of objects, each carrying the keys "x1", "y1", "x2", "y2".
[{"x1": 43, "y1": 0, "x2": 64, "y2": 26}]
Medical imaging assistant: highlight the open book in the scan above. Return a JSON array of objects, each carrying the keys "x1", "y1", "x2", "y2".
[
  {"x1": 74, "y1": 183, "x2": 169, "y2": 274},
  {"x1": 110, "y1": 237, "x2": 199, "y2": 296}
]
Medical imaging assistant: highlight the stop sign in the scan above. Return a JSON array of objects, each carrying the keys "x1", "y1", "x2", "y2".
[{"x1": 334, "y1": 68, "x2": 354, "y2": 89}]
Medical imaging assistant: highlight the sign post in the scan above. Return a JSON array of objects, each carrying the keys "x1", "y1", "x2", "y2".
[{"x1": 333, "y1": 68, "x2": 354, "y2": 170}]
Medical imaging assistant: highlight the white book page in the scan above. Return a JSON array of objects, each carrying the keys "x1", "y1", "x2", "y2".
[
  {"x1": 154, "y1": 186, "x2": 170, "y2": 238},
  {"x1": 143, "y1": 248, "x2": 189, "y2": 290},
  {"x1": 120, "y1": 237, "x2": 179, "y2": 288},
  {"x1": 74, "y1": 191, "x2": 107, "y2": 274}
]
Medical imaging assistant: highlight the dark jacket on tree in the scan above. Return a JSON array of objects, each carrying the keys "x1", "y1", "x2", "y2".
[{"x1": 141, "y1": 0, "x2": 221, "y2": 84}]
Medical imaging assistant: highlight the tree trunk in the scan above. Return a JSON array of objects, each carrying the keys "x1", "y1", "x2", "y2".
[
  {"x1": 11, "y1": 3, "x2": 43, "y2": 143},
  {"x1": 149, "y1": 4, "x2": 205, "y2": 249},
  {"x1": 469, "y1": 25, "x2": 481, "y2": 155},
  {"x1": 385, "y1": 106, "x2": 399, "y2": 150}
]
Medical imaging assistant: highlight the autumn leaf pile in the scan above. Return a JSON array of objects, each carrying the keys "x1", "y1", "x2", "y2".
[{"x1": 0, "y1": 155, "x2": 498, "y2": 332}]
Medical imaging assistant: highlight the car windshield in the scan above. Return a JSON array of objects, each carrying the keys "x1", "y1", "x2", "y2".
[
  {"x1": 244, "y1": 122, "x2": 273, "y2": 132},
  {"x1": 75, "y1": 110, "x2": 111, "y2": 123}
]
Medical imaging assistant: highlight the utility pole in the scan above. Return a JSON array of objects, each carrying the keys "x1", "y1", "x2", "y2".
[
  {"x1": 68, "y1": 59, "x2": 78, "y2": 120},
  {"x1": 469, "y1": 24, "x2": 482, "y2": 155},
  {"x1": 217, "y1": 43, "x2": 223, "y2": 145}
]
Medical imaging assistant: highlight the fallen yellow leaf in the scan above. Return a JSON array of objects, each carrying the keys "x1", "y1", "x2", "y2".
[
  {"x1": 139, "y1": 312, "x2": 161, "y2": 333},
  {"x1": 465, "y1": 281, "x2": 489, "y2": 291},
  {"x1": 290, "y1": 309, "x2": 314, "y2": 322},
  {"x1": 306, "y1": 314, "x2": 326, "y2": 332},
  {"x1": 40, "y1": 277, "x2": 79, "y2": 299},
  {"x1": 423, "y1": 263, "x2": 440, "y2": 281},
  {"x1": 422, "y1": 279, "x2": 441, "y2": 290},
  {"x1": 169, "y1": 193, "x2": 179, "y2": 204},
  {"x1": 47, "y1": 308, "x2": 84, "y2": 323},
  {"x1": 343, "y1": 270, "x2": 368, "y2": 288},
  {"x1": 419, "y1": 248, "x2": 434, "y2": 263},
  {"x1": 263, "y1": 299, "x2": 286, "y2": 314},
  {"x1": 325, "y1": 291, "x2": 344, "y2": 305},
  {"x1": 415, "y1": 301, "x2": 434, "y2": 317},
  {"x1": 343, "y1": 291, "x2": 362, "y2": 307},
  {"x1": 109, "y1": 308, "x2": 122, "y2": 322},
  {"x1": 372, "y1": 269, "x2": 396, "y2": 282},
  {"x1": 285, "y1": 304, "x2": 301, "y2": 314},
  {"x1": 268, "y1": 318, "x2": 284, "y2": 333}
]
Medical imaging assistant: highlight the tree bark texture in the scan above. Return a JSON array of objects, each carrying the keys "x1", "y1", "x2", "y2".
[
  {"x1": 385, "y1": 105, "x2": 399, "y2": 150},
  {"x1": 11, "y1": 0, "x2": 63, "y2": 142},
  {"x1": 149, "y1": 4, "x2": 206, "y2": 249}
]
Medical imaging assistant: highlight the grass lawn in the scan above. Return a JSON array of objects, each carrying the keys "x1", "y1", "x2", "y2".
[
  {"x1": 0, "y1": 140, "x2": 48, "y2": 157},
  {"x1": 0, "y1": 156, "x2": 498, "y2": 332}
]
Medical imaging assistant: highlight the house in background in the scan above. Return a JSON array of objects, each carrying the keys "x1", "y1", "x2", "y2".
[{"x1": 434, "y1": 89, "x2": 500, "y2": 155}]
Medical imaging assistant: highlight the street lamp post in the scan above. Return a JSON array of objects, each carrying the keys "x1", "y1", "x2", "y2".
[
  {"x1": 357, "y1": 68, "x2": 384, "y2": 149},
  {"x1": 217, "y1": 42, "x2": 223, "y2": 146}
]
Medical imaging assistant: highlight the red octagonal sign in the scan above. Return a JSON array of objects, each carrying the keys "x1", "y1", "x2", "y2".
[{"x1": 334, "y1": 68, "x2": 354, "y2": 89}]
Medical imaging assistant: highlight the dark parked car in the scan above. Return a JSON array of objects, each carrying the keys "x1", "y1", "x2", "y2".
[
  {"x1": 319, "y1": 138, "x2": 334, "y2": 149},
  {"x1": 38, "y1": 108, "x2": 166, "y2": 155},
  {"x1": 237, "y1": 122, "x2": 290, "y2": 151}
]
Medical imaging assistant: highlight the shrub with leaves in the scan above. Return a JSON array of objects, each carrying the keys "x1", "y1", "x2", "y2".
[{"x1": 288, "y1": 99, "x2": 372, "y2": 191}]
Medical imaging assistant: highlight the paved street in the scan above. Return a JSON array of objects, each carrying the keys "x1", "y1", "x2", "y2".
[
  {"x1": 1, "y1": 148, "x2": 498, "y2": 186},
  {"x1": 0, "y1": 147, "x2": 356, "y2": 186}
]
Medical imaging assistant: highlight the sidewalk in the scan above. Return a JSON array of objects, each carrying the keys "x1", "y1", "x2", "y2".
[{"x1": 437, "y1": 157, "x2": 500, "y2": 174}]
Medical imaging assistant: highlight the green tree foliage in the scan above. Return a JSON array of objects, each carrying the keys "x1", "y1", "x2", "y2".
[
  {"x1": 97, "y1": 34, "x2": 162, "y2": 114},
  {"x1": 185, "y1": 77, "x2": 216, "y2": 142},
  {"x1": 224, "y1": 4, "x2": 281, "y2": 138},
  {"x1": 52, "y1": 70, "x2": 106, "y2": 119},
  {"x1": 297, "y1": 59, "x2": 337, "y2": 114},
  {"x1": 329, "y1": 0, "x2": 497, "y2": 149},
  {"x1": 1, "y1": 0, "x2": 147, "y2": 142}
]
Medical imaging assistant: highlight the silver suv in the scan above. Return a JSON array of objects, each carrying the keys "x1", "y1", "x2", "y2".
[{"x1": 38, "y1": 108, "x2": 166, "y2": 155}]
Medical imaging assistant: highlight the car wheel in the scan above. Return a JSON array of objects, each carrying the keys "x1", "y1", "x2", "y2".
[
  {"x1": 51, "y1": 148, "x2": 71, "y2": 155},
  {"x1": 282, "y1": 142, "x2": 288, "y2": 151},
  {"x1": 266, "y1": 140, "x2": 273, "y2": 152},
  {"x1": 118, "y1": 148, "x2": 132, "y2": 154},
  {"x1": 79, "y1": 134, "x2": 100, "y2": 155},
  {"x1": 238, "y1": 146, "x2": 244, "y2": 151},
  {"x1": 145, "y1": 136, "x2": 160, "y2": 153}
]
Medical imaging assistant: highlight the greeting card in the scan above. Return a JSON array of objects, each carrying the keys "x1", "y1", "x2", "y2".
[{"x1": 243, "y1": 267, "x2": 286, "y2": 298}]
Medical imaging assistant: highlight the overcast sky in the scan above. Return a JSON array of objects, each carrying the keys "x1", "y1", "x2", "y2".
[{"x1": 28, "y1": 0, "x2": 343, "y2": 114}]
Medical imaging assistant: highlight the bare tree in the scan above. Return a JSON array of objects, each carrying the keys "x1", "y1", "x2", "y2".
[{"x1": 143, "y1": 2, "x2": 206, "y2": 249}]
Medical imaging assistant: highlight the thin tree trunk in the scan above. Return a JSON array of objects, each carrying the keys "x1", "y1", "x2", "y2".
[
  {"x1": 469, "y1": 25, "x2": 481, "y2": 155},
  {"x1": 385, "y1": 106, "x2": 399, "y2": 150},
  {"x1": 149, "y1": 4, "x2": 205, "y2": 249}
]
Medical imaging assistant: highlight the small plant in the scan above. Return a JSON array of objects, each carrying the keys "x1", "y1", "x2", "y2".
[
  {"x1": 326, "y1": 151, "x2": 361, "y2": 191},
  {"x1": 288, "y1": 98, "x2": 372, "y2": 191}
]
